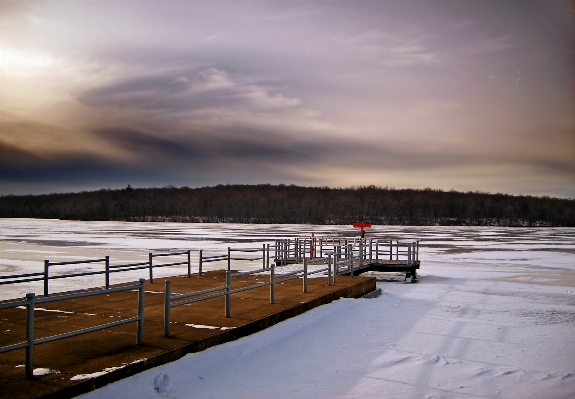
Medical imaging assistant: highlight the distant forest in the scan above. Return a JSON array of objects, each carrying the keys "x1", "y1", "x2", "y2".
[{"x1": 1, "y1": 185, "x2": 574, "y2": 226}]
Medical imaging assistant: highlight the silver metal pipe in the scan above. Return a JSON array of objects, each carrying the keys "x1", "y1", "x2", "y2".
[
  {"x1": 137, "y1": 278, "x2": 145, "y2": 344},
  {"x1": 44, "y1": 260, "x2": 49, "y2": 296},
  {"x1": 303, "y1": 258, "x2": 308, "y2": 293},
  {"x1": 225, "y1": 270, "x2": 231, "y2": 318},
  {"x1": 187, "y1": 250, "x2": 191, "y2": 278},
  {"x1": 349, "y1": 244, "x2": 354, "y2": 277},
  {"x1": 359, "y1": 240, "x2": 363, "y2": 270},
  {"x1": 25, "y1": 293, "x2": 35, "y2": 379},
  {"x1": 227, "y1": 247, "x2": 231, "y2": 271},
  {"x1": 148, "y1": 252, "x2": 153, "y2": 283},
  {"x1": 270, "y1": 263, "x2": 275, "y2": 304},
  {"x1": 164, "y1": 280, "x2": 171, "y2": 337}
]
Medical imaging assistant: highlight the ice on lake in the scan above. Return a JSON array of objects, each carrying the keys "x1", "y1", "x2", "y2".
[{"x1": 1, "y1": 219, "x2": 574, "y2": 398}]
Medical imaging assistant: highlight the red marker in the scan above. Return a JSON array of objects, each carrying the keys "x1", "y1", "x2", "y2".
[{"x1": 353, "y1": 222, "x2": 372, "y2": 238}]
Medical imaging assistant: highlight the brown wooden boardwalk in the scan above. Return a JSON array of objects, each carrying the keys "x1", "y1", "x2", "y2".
[{"x1": 0, "y1": 271, "x2": 375, "y2": 399}]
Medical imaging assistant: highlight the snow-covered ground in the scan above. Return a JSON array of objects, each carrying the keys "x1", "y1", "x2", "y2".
[{"x1": 1, "y1": 219, "x2": 574, "y2": 398}]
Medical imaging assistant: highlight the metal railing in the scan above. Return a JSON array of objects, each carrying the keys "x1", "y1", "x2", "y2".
[
  {"x1": 164, "y1": 265, "x2": 277, "y2": 336},
  {"x1": 0, "y1": 252, "x2": 194, "y2": 296},
  {"x1": 148, "y1": 250, "x2": 192, "y2": 283},
  {"x1": 197, "y1": 244, "x2": 276, "y2": 276},
  {"x1": 0, "y1": 271, "x2": 46, "y2": 288},
  {"x1": 329, "y1": 240, "x2": 420, "y2": 278},
  {"x1": 163, "y1": 253, "x2": 334, "y2": 336},
  {"x1": 274, "y1": 238, "x2": 317, "y2": 264},
  {"x1": 0, "y1": 239, "x2": 418, "y2": 297},
  {"x1": 43, "y1": 257, "x2": 109, "y2": 296},
  {"x1": 0, "y1": 279, "x2": 145, "y2": 379},
  {"x1": 371, "y1": 240, "x2": 419, "y2": 263}
]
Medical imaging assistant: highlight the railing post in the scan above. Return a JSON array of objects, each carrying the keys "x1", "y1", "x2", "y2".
[
  {"x1": 225, "y1": 270, "x2": 231, "y2": 318},
  {"x1": 266, "y1": 244, "x2": 270, "y2": 269},
  {"x1": 227, "y1": 247, "x2": 231, "y2": 271},
  {"x1": 25, "y1": 293, "x2": 35, "y2": 379},
  {"x1": 369, "y1": 239, "x2": 373, "y2": 263},
  {"x1": 296, "y1": 239, "x2": 300, "y2": 263},
  {"x1": 376, "y1": 240, "x2": 379, "y2": 261},
  {"x1": 262, "y1": 244, "x2": 266, "y2": 270},
  {"x1": 320, "y1": 239, "x2": 323, "y2": 258},
  {"x1": 105, "y1": 256, "x2": 110, "y2": 289},
  {"x1": 164, "y1": 280, "x2": 171, "y2": 337},
  {"x1": 396, "y1": 241, "x2": 399, "y2": 260},
  {"x1": 311, "y1": 235, "x2": 315, "y2": 258},
  {"x1": 43, "y1": 260, "x2": 49, "y2": 296},
  {"x1": 270, "y1": 263, "x2": 275, "y2": 304},
  {"x1": 187, "y1": 250, "x2": 191, "y2": 278},
  {"x1": 416, "y1": 241, "x2": 419, "y2": 261},
  {"x1": 328, "y1": 254, "x2": 332, "y2": 286},
  {"x1": 333, "y1": 246, "x2": 339, "y2": 283},
  {"x1": 408, "y1": 243, "x2": 412, "y2": 266},
  {"x1": 389, "y1": 240, "x2": 392, "y2": 260},
  {"x1": 348, "y1": 244, "x2": 354, "y2": 277},
  {"x1": 137, "y1": 278, "x2": 145, "y2": 344},
  {"x1": 148, "y1": 252, "x2": 153, "y2": 283},
  {"x1": 303, "y1": 258, "x2": 308, "y2": 293},
  {"x1": 198, "y1": 250, "x2": 203, "y2": 276},
  {"x1": 359, "y1": 240, "x2": 363, "y2": 270}
]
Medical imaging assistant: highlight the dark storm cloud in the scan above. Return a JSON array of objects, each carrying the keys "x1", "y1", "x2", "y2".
[
  {"x1": 2, "y1": 1, "x2": 574, "y2": 196},
  {"x1": 94, "y1": 128, "x2": 203, "y2": 159},
  {"x1": 92, "y1": 126, "x2": 322, "y2": 163},
  {"x1": 77, "y1": 71, "x2": 248, "y2": 112},
  {"x1": 0, "y1": 143, "x2": 166, "y2": 189},
  {"x1": 78, "y1": 75, "x2": 194, "y2": 108}
]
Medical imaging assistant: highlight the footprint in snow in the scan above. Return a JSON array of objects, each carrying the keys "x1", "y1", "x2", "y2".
[{"x1": 151, "y1": 373, "x2": 173, "y2": 397}]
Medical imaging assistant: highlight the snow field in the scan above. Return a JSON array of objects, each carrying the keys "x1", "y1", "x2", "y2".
[{"x1": 0, "y1": 220, "x2": 574, "y2": 398}]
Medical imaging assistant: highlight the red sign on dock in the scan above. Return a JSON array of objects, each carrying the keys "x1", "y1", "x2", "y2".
[{"x1": 353, "y1": 222, "x2": 372, "y2": 237}]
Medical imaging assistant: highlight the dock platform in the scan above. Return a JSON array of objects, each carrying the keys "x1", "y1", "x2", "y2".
[
  {"x1": 342, "y1": 259, "x2": 420, "y2": 280},
  {"x1": 0, "y1": 271, "x2": 375, "y2": 399}
]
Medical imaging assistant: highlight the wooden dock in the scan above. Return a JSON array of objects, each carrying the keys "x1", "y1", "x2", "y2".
[
  {"x1": 0, "y1": 235, "x2": 420, "y2": 398},
  {"x1": 342, "y1": 259, "x2": 420, "y2": 280},
  {"x1": 275, "y1": 238, "x2": 421, "y2": 281},
  {"x1": 0, "y1": 271, "x2": 375, "y2": 399}
]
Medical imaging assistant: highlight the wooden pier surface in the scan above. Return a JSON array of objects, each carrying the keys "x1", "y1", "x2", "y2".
[{"x1": 0, "y1": 271, "x2": 376, "y2": 399}]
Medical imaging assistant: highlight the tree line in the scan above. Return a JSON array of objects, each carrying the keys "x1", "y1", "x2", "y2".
[{"x1": 0, "y1": 184, "x2": 574, "y2": 226}]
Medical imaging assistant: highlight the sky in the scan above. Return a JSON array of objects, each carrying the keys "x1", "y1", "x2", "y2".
[{"x1": 1, "y1": 1, "x2": 574, "y2": 198}]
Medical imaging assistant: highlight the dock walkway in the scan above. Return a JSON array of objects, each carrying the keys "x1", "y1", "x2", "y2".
[
  {"x1": 0, "y1": 271, "x2": 375, "y2": 399},
  {"x1": 342, "y1": 259, "x2": 420, "y2": 280}
]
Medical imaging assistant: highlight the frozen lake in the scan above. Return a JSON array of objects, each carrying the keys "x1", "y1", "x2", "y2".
[
  {"x1": 0, "y1": 219, "x2": 573, "y2": 301},
  {"x1": 1, "y1": 219, "x2": 574, "y2": 398}
]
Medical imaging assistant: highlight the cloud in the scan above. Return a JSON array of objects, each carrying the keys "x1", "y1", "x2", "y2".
[
  {"x1": 1, "y1": 1, "x2": 573, "y2": 197},
  {"x1": 76, "y1": 64, "x2": 304, "y2": 119},
  {"x1": 334, "y1": 29, "x2": 450, "y2": 67}
]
